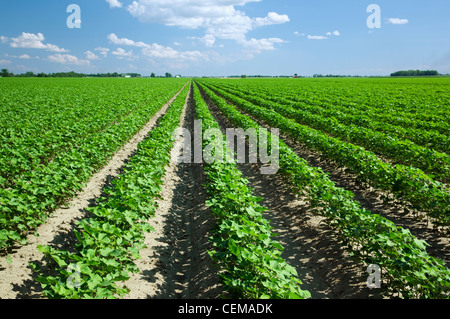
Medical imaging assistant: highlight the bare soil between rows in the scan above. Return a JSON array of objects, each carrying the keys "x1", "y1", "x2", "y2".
[
  {"x1": 121, "y1": 84, "x2": 222, "y2": 299},
  {"x1": 197, "y1": 84, "x2": 385, "y2": 299},
  {"x1": 0, "y1": 83, "x2": 221, "y2": 299},
  {"x1": 2, "y1": 80, "x2": 445, "y2": 300},
  {"x1": 200, "y1": 84, "x2": 450, "y2": 269}
]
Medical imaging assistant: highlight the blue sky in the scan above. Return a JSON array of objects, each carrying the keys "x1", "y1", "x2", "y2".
[{"x1": 1, "y1": 0, "x2": 449, "y2": 76}]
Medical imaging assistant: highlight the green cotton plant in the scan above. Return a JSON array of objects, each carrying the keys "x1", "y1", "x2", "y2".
[
  {"x1": 193, "y1": 83, "x2": 310, "y2": 300},
  {"x1": 32, "y1": 82, "x2": 190, "y2": 299},
  {"x1": 201, "y1": 82, "x2": 450, "y2": 228},
  {"x1": 0, "y1": 78, "x2": 187, "y2": 253},
  {"x1": 212, "y1": 80, "x2": 450, "y2": 156},
  {"x1": 211, "y1": 83, "x2": 450, "y2": 183},
  {"x1": 208, "y1": 78, "x2": 450, "y2": 137},
  {"x1": 197, "y1": 80, "x2": 450, "y2": 299}
]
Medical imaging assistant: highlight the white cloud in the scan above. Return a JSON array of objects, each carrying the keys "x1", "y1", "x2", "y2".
[
  {"x1": 142, "y1": 43, "x2": 204, "y2": 61},
  {"x1": 0, "y1": 59, "x2": 12, "y2": 65},
  {"x1": 326, "y1": 30, "x2": 340, "y2": 36},
  {"x1": 9, "y1": 32, "x2": 67, "y2": 52},
  {"x1": 200, "y1": 34, "x2": 216, "y2": 47},
  {"x1": 106, "y1": 0, "x2": 122, "y2": 8},
  {"x1": 253, "y1": 12, "x2": 290, "y2": 27},
  {"x1": 307, "y1": 35, "x2": 328, "y2": 40},
  {"x1": 108, "y1": 33, "x2": 206, "y2": 62},
  {"x1": 108, "y1": 33, "x2": 149, "y2": 48},
  {"x1": 95, "y1": 47, "x2": 110, "y2": 57},
  {"x1": 112, "y1": 48, "x2": 135, "y2": 59},
  {"x1": 112, "y1": 48, "x2": 133, "y2": 56},
  {"x1": 108, "y1": 1, "x2": 290, "y2": 67},
  {"x1": 241, "y1": 37, "x2": 286, "y2": 53},
  {"x1": 85, "y1": 51, "x2": 100, "y2": 60},
  {"x1": 387, "y1": 18, "x2": 409, "y2": 25},
  {"x1": 19, "y1": 54, "x2": 31, "y2": 59},
  {"x1": 48, "y1": 54, "x2": 90, "y2": 65},
  {"x1": 0, "y1": 36, "x2": 8, "y2": 44},
  {"x1": 125, "y1": 0, "x2": 288, "y2": 48},
  {"x1": 305, "y1": 30, "x2": 340, "y2": 40}
]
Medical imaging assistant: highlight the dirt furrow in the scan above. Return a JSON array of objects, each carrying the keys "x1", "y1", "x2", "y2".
[
  {"x1": 202, "y1": 85, "x2": 450, "y2": 268},
  {"x1": 123, "y1": 83, "x2": 222, "y2": 299},
  {"x1": 197, "y1": 83, "x2": 384, "y2": 299}
]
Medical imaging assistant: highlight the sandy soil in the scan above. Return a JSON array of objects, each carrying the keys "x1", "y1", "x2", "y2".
[{"x1": 122, "y1": 84, "x2": 222, "y2": 299}]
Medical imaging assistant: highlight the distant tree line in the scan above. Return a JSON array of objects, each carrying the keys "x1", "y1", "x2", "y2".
[
  {"x1": 89, "y1": 72, "x2": 142, "y2": 78},
  {"x1": 0, "y1": 69, "x2": 14, "y2": 77},
  {"x1": 0, "y1": 69, "x2": 146, "y2": 78},
  {"x1": 227, "y1": 74, "x2": 300, "y2": 78},
  {"x1": 313, "y1": 74, "x2": 363, "y2": 78},
  {"x1": 0, "y1": 69, "x2": 183, "y2": 78},
  {"x1": 390, "y1": 70, "x2": 439, "y2": 77}
]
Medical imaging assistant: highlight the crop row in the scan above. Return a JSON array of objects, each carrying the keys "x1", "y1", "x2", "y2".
[
  {"x1": 229, "y1": 79, "x2": 450, "y2": 134},
  {"x1": 192, "y1": 83, "x2": 310, "y2": 299},
  {"x1": 32, "y1": 83, "x2": 190, "y2": 299},
  {"x1": 0, "y1": 79, "x2": 184, "y2": 186},
  {"x1": 211, "y1": 81, "x2": 450, "y2": 156},
  {"x1": 199, "y1": 82, "x2": 450, "y2": 228},
  {"x1": 0, "y1": 79, "x2": 187, "y2": 252},
  {"x1": 207, "y1": 82, "x2": 450, "y2": 182},
  {"x1": 196, "y1": 81, "x2": 450, "y2": 299}
]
